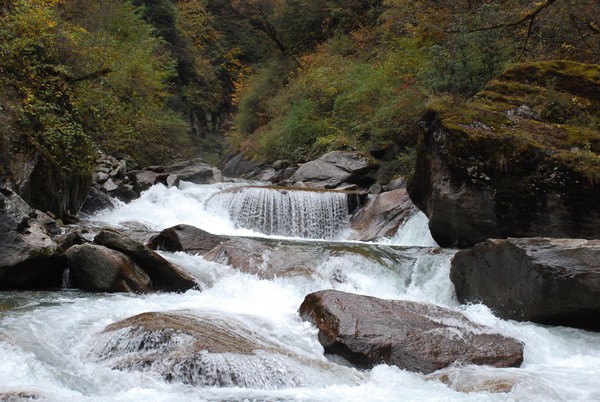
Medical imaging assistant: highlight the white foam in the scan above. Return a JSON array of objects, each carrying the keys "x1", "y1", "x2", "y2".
[{"x1": 1, "y1": 183, "x2": 599, "y2": 401}]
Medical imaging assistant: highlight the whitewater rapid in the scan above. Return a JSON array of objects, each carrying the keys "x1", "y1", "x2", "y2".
[{"x1": 0, "y1": 182, "x2": 599, "y2": 401}]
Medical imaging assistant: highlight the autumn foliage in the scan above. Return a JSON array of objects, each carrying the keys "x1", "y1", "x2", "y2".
[{"x1": 1, "y1": 0, "x2": 598, "y2": 181}]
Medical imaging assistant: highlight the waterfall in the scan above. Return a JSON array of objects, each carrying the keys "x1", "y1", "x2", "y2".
[
  {"x1": 61, "y1": 268, "x2": 72, "y2": 289},
  {"x1": 206, "y1": 186, "x2": 351, "y2": 239}
]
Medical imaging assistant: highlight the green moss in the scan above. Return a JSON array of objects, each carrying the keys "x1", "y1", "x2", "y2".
[
  {"x1": 28, "y1": 247, "x2": 57, "y2": 259},
  {"x1": 429, "y1": 61, "x2": 600, "y2": 185}
]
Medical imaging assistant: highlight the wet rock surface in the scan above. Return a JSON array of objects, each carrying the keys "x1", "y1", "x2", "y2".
[
  {"x1": 203, "y1": 236, "x2": 433, "y2": 280},
  {"x1": 451, "y1": 237, "x2": 600, "y2": 330},
  {"x1": 89, "y1": 311, "x2": 360, "y2": 389},
  {"x1": 82, "y1": 155, "x2": 223, "y2": 214},
  {"x1": 95, "y1": 228, "x2": 198, "y2": 292},
  {"x1": 0, "y1": 391, "x2": 44, "y2": 401},
  {"x1": 299, "y1": 289, "x2": 524, "y2": 373},
  {"x1": 288, "y1": 151, "x2": 377, "y2": 189},
  {"x1": 349, "y1": 188, "x2": 417, "y2": 241},
  {"x1": 65, "y1": 244, "x2": 152, "y2": 293},
  {"x1": 408, "y1": 61, "x2": 600, "y2": 247},
  {"x1": 0, "y1": 188, "x2": 65, "y2": 289},
  {"x1": 147, "y1": 224, "x2": 227, "y2": 255}
]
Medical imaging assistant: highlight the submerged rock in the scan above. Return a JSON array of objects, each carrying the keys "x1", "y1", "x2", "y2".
[
  {"x1": 408, "y1": 61, "x2": 600, "y2": 247},
  {"x1": 349, "y1": 188, "x2": 417, "y2": 241},
  {"x1": 426, "y1": 368, "x2": 517, "y2": 394},
  {"x1": 0, "y1": 188, "x2": 65, "y2": 289},
  {"x1": 94, "y1": 228, "x2": 198, "y2": 292},
  {"x1": 65, "y1": 244, "x2": 151, "y2": 293},
  {"x1": 89, "y1": 311, "x2": 361, "y2": 389},
  {"x1": 451, "y1": 237, "x2": 600, "y2": 331},
  {"x1": 203, "y1": 236, "x2": 430, "y2": 280},
  {"x1": 299, "y1": 290, "x2": 523, "y2": 373},
  {"x1": 203, "y1": 238, "x2": 311, "y2": 278},
  {"x1": 0, "y1": 391, "x2": 45, "y2": 401}
]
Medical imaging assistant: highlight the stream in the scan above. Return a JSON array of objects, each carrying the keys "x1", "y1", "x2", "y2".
[{"x1": 1, "y1": 182, "x2": 599, "y2": 401}]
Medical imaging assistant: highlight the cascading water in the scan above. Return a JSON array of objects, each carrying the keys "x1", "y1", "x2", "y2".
[
  {"x1": 206, "y1": 186, "x2": 351, "y2": 239},
  {"x1": 386, "y1": 211, "x2": 438, "y2": 247},
  {"x1": 1, "y1": 182, "x2": 599, "y2": 401}
]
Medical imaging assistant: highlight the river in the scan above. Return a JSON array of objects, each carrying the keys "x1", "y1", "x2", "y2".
[{"x1": 0, "y1": 182, "x2": 599, "y2": 401}]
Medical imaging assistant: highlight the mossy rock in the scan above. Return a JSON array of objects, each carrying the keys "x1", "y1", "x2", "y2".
[{"x1": 408, "y1": 61, "x2": 600, "y2": 247}]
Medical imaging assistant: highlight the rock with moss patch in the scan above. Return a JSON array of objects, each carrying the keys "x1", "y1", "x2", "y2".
[{"x1": 408, "y1": 61, "x2": 600, "y2": 247}]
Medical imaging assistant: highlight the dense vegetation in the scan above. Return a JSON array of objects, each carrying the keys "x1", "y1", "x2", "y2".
[{"x1": 1, "y1": 0, "x2": 599, "y2": 183}]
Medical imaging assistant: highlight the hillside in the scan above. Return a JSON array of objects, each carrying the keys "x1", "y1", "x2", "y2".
[{"x1": 1, "y1": 0, "x2": 599, "y2": 216}]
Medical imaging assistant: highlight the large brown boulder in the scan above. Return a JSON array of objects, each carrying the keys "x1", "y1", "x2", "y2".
[
  {"x1": 94, "y1": 228, "x2": 198, "y2": 292},
  {"x1": 88, "y1": 311, "x2": 361, "y2": 388},
  {"x1": 147, "y1": 224, "x2": 227, "y2": 255},
  {"x1": 65, "y1": 244, "x2": 152, "y2": 293},
  {"x1": 0, "y1": 188, "x2": 65, "y2": 289},
  {"x1": 299, "y1": 290, "x2": 523, "y2": 373},
  {"x1": 408, "y1": 61, "x2": 600, "y2": 247},
  {"x1": 349, "y1": 188, "x2": 417, "y2": 241},
  {"x1": 451, "y1": 238, "x2": 600, "y2": 331}
]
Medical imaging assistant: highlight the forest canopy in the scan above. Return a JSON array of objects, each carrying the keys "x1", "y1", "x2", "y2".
[{"x1": 1, "y1": 0, "x2": 598, "y2": 180}]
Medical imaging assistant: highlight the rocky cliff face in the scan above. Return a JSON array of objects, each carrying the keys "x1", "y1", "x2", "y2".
[
  {"x1": 408, "y1": 61, "x2": 600, "y2": 247},
  {"x1": 2, "y1": 148, "x2": 91, "y2": 219}
]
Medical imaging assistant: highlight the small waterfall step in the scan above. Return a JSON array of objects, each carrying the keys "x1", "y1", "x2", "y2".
[{"x1": 207, "y1": 186, "x2": 366, "y2": 239}]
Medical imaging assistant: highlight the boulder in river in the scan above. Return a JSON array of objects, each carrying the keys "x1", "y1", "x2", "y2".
[
  {"x1": 152, "y1": 158, "x2": 222, "y2": 185},
  {"x1": 94, "y1": 228, "x2": 198, "y2": 292},
  {"x1": 220, "y1": 151, "x2": 265, "y2": 178},
  {"x1": 79, "y1": 187, "x2": 115, "y2": 215},
  {"x1": 88, "y1": 311, "x2": 362, "y2": 389},
  {"x1": 203, "y1": 236, "x2": 434, "y2": 281},
  {"x1": 0, "y1": 188, "x2": 65, "y2": 289},
  {"x1": 288, "y1": 151, "x2": 377, "y2": 189},
  {"x1": 299, "y1": 289, "x2": 523, "y2": 373},
  {"x1": 349, "y1": 188, "x2": 417, "y2": 241},
  {"x1": 451, "y1": 237, "x2": 600, "y2": 331},
  {"x1": 65, "y1": 243, "x2": 152, "y2": 293},
  {"x1": 408, "y1": 61, "x2": 600, "y2": 247},
  {"x1": 147, "y1": 224, "x2": 227, "y2": 255}
]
